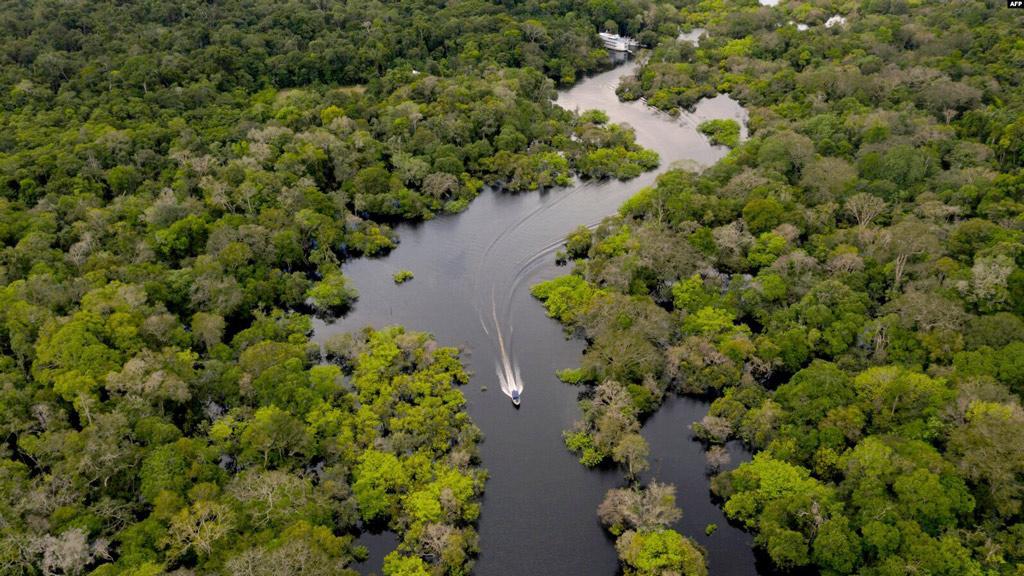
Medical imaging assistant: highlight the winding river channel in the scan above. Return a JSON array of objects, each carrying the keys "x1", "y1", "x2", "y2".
[{"x1": 313, "y1": 60, "x2": 759, "y2": 576}]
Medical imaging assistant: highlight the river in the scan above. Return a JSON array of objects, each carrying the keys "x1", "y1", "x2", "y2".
[{"x1": 313, "y1": 60, "x2": 758, "y2": 576}]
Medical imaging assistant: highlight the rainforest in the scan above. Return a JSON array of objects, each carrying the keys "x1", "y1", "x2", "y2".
[{"x1": 1, "y1": 0, "x2": 1023, "y2": 575}]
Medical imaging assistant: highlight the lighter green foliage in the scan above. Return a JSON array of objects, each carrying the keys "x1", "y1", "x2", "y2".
[
  {"x1": 853, "y1": 366, "x2": 952, "y2": 434},
  {"x1": 683, "y1": 306, "x2": 740, "y2": 337},
  {"x1": 722, "y1": 453, "x2": 836, "y2": 527},
  {"x1": 672, "y1": 274, "x2": 713, "y2": 313},
  {"x1": 748, "y1": 232, "x2": 786, "y2": 267},
  {"x1": 306, "y1": 271, "x2": 358, "y2": 314},
  {"x1": 531, "y1": 275, "x2": 601, "y2": 324},
  {"x1": 698, "y1": 119, "x2": 741, "y2": 147},
  {"x1": 353, "y1": 450, "x2": 410, "y2": 522},
  {"x1": 383, "y1": 552, "x2": 431, "y2": 576},
  {"x1": 615, "y1": 529, "x2": 707, "y2": 576}
]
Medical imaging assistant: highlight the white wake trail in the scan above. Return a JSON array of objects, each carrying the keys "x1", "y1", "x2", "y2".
[{"x1": 491, "y1": 286, "x2": 522, "y2": 399}]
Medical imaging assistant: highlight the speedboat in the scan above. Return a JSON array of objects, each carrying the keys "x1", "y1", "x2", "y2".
[{"x1": 511, "y1": 389, "x2": 521, "y2": 407}]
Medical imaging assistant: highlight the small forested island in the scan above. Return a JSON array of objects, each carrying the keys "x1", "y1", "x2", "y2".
[
  {"x1": 0, "y1": 0, "x2": 1023, "y2": 575},
  {"x1": 698, "y1": 119, "x2": 741, "y2": 148}
]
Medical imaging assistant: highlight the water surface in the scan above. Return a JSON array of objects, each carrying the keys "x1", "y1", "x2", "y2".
[
  {"x1": 678, "y1": 27, "x2": 707, "y2": 46},
  {"x1": 316, "y1": 61, "x2": 756, "y2": 576}
]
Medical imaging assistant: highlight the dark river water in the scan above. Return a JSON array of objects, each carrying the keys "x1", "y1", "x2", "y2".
[{"x1": 313, "y1": 61, "x2": 757, "y2": 576}]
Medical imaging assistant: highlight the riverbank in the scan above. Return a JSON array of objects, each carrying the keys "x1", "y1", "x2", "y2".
[{"x1": 315, "y1": 59, "x2": 757, "y2": 576}]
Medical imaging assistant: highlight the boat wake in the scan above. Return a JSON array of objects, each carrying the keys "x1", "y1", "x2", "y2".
[
  {"x1": 481, "y1": 206, "x2": 603, "y2": 405},
  {"x1": 475, "y1": 185, "x2": 586, "y2": 406},
  {"x1": 491, "y1": 286, "x2": 523, "y2": 401}
]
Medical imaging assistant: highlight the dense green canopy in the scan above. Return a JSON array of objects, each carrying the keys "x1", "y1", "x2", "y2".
[
  {"x1": 0, "y1": 0, "x2": 686, "y2": 574},
  {"x1": 3, "y1": 0, "x2": 1024, "y2": 574},
  {"x1": 535, "y1": 0, "x2": 1024, "y2": 574}
]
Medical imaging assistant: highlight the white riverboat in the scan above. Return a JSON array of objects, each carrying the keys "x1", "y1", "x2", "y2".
[{"x1": 599, "y1": 32, "x2": 638, "y2": 52}]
